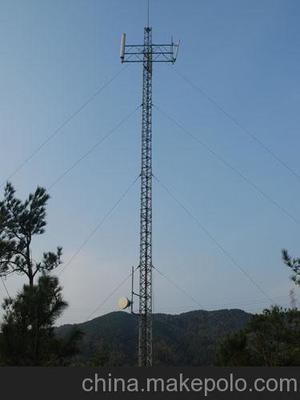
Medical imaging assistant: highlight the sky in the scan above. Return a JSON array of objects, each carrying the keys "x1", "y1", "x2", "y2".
[{"x1": 0, "y1": 0, "x2": 300, "y2": 325}]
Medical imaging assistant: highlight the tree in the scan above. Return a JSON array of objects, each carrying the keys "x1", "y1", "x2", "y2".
[
  {"x1": 0, "y1": 182, "x2": 62, "y2": 286},
  {"x1": 153, "y1": 339, "x2": 176, "y2": 366},
  {"x1": 282, "y1": 249, "x2": 300, "y2": 287},
  {"x1": 91, "y1": 341, "x2": 125, "y2": 367},
  {"x1": 0, "y1": 274, "x2": 82, "y2": 366},
  {"x1": 216, "y1": 307, "x2": 300, "y2": 366}
]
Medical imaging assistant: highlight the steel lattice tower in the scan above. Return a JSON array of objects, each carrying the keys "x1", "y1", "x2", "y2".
[
  {"x1": 139, "y1": 26, "x2": 153, "y2": 367},
  {"x1": 121, "y1": 26, "x2": 178, "y2": 367}
]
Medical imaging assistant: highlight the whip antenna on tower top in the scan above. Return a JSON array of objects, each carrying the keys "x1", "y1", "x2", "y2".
[{"x1": 147, "y1": 0, "x2": 150, "y2": 27}]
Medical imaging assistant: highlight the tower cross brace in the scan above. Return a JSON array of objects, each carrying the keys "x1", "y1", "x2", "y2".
[{"x1": 121, "y1": 26, "x2": 178, "y2": 367}]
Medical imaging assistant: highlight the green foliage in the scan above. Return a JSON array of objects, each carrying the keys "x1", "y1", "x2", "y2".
[
  {"x1": 91, "y1": 341, "x2": 126, "y2": 367},
  {"x1": 56, "y1": 309, "x2": 250, "y2": 366},
  {"x1": 153, "y1": 339, "x2": 176, "y2": 366},
  {"x1": 57, "y1": 311, "x2": 138, "y2": 366},
  {"x1": 282, "y1": 249, "x2": 300, "y2": 286},
  {"x1": 0, "y1": 182, "x2": 62, "y2": 286},
  {"x1": 216, "y1": 306, "x2": 300, "y2": 366},
  {"x1": 0, "y1": 274, "x2": 82, "y2": 366}
]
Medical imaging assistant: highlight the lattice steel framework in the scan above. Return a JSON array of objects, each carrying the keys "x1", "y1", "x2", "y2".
[{"x1": 121, "y1": 27, "x2": 178, "y2": 367}]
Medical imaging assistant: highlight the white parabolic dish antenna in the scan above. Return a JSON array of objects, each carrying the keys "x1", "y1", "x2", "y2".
[{"x1": 118, "y1": 297, "x2": 131, "y2": 310}]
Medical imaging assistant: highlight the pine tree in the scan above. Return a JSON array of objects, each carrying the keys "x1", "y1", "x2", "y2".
[
  {"x1": 282, "y1": 249, "x2": 300, "y2": 286},
  {"x1": 0, "y1": 182, "x2": 62, "y2": 286},
  {"x1": 0, "y1": 274, "x2": 82, "y2": 366},
  {"x1": 216, "y1": 307, "x2": 300, "y2": 366}
]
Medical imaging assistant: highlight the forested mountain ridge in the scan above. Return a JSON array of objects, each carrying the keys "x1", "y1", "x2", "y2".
[{"x1": 56, "y1": 309, "x2": 251, "y2": 366}]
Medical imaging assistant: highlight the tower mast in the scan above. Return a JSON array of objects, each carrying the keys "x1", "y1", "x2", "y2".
[
  {"x1": 120, "y1": 24, "x2": 179, "y2": 367},
  {"x1": 139, "y1": 26, "x2": 153, "y2": 367}
]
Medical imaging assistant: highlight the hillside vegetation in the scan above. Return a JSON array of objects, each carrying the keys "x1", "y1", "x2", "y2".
[{"x1": 56, "y1": 309, "x2": 251, "y2": 366}]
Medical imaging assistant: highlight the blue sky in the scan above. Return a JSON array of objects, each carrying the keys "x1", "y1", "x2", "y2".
[{"x1": 1, "y1": 0, "x2": 300, "y2": 324}]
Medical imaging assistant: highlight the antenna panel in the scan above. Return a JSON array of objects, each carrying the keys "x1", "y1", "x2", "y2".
[
  {"x1": 174, "y1": 40, "x2": 180, "y2": 62},
  {"x1": 120, "y1": 33, "x2": 126, "y2": 62}
]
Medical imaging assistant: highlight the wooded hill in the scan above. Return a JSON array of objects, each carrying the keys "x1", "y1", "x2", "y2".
[{"x1": 56, "y1": 309, "x2": 251, "y2": 366}]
